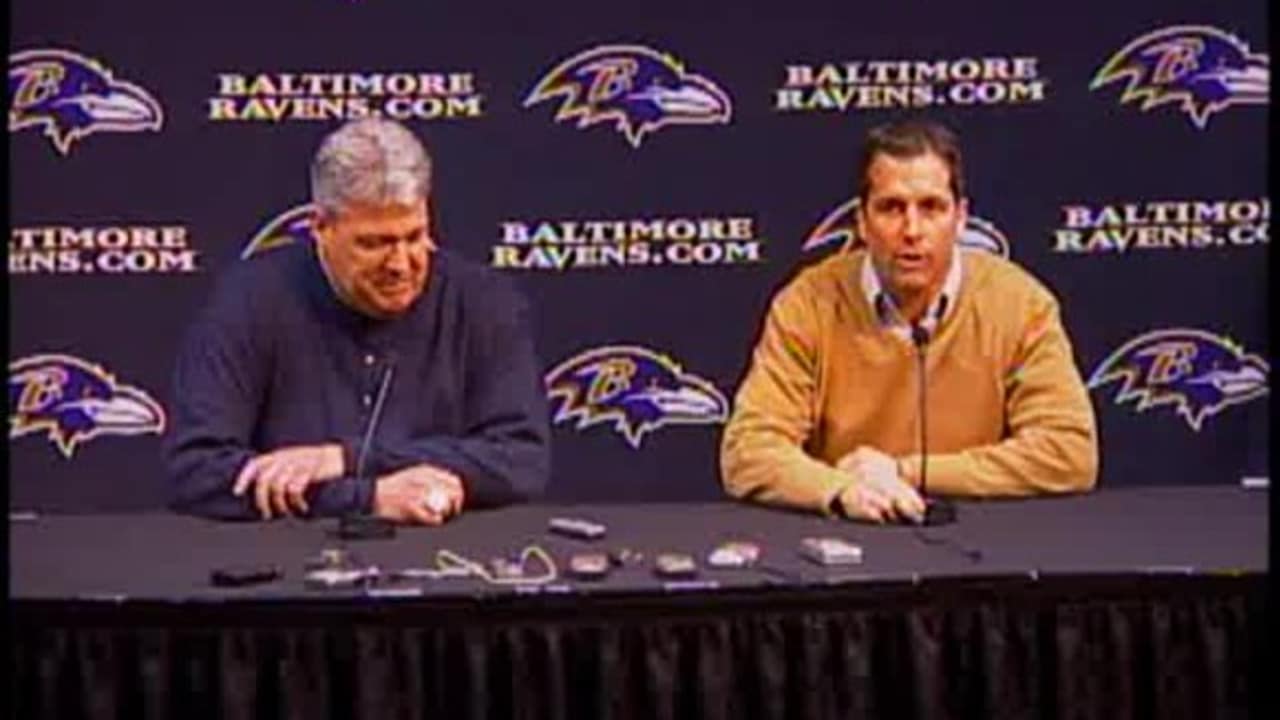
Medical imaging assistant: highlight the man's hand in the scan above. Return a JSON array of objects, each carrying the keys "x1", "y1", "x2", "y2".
[
  {"x1": 232, "y1": 444, "x2": 345, "y2": 520},
  {"x1": 834, "y1": 446, "x2": 925, "y2": 523},
  {"x1": 373, "y1": 464, "x2": 466, "y2": 525}
]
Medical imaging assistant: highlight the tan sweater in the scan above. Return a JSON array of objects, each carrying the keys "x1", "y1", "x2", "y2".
[{"x1": 720, "y1": 249, "x2": 1098, "y2": 515}]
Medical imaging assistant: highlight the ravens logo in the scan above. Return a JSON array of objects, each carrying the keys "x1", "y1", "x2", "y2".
[
  {"x1": 1091, "y1": 25, "x2": 1268, "y2": 128},
  {"x1": 525, "y1": 44, "x2": 732, "y2": 147},
  {"x1": 1088, "y1": 328, "x2": 1268, "y2": 431},
  {"x1": 9, "y1": 354, "x2": 166, "y2": 457},
  {"x1": 9, "y1": 48, "x2": 163, "y2": 154},
  {"x1": 546, "y1": 345, "x2": 729, "y2": 448}
]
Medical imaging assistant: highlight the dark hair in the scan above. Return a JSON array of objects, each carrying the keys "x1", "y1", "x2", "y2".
[{"x1": 856, "y1": 119, "x2": 965, "y2": 203}]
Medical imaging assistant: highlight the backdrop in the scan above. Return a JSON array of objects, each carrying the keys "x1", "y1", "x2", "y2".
[{"x1": 8, "y1": 0, "x2": 1269, "y2": 512}]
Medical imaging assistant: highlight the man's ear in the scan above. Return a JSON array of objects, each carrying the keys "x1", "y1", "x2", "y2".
[
  {"x1": 311, "y1": 208, "x2": 334, "y2": 250},
  {"x1": 311, "y1": 207, "x2": 329, "y2": 236},
  {"x1": 955, "y1": 197, "x2": 969, "y2": 234},
  {"x1": 853, "y1": 200, "x2": 867, "y2": 248}
]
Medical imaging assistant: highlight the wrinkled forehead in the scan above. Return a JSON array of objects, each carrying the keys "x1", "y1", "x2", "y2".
[{"x1": 863, "y1": 151, "x2": 956, "y2": 201}]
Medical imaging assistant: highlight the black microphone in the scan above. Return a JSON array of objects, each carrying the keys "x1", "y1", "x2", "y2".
[
  {"x1": 336, "y1": 354, "x2": 398, "y2": 540},
  {"x1": 909, "y1": 319, "x2": 957, "y2": 526}
]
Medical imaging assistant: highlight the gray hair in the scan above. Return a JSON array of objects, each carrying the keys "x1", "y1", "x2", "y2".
[{"x1": 309, "y1": 118, "x2": 432, "y2": 217}]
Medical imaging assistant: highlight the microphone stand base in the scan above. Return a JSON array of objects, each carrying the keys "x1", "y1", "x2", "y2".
[
  {"x1": 921, "y1": 498, "x2": 957, "y2": 526},
  {"x1": 335, "y1": 515, "x2": 397, "y2": 540}
]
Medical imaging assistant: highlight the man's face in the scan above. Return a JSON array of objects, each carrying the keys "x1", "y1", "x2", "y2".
[
  {"x1": 313, "y1": 198, "x2": 434, "y2": 318},
  {"x1": 856, "y1": 151, "x2": 967, "y2": 303}
]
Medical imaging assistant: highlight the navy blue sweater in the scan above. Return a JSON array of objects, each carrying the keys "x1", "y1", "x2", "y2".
[{"x1": 164, "y1": 242, "x2": 550, "y2": 520}]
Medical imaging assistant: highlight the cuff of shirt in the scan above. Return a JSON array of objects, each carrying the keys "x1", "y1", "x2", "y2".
[
  {"x1": 340, "y1": 436, "x2": 363, "y2": 478},
  {"x1": 899, "y1": 455, "x2": 920, "y2": 489},
  {"x1": 900, "y1": 453, "x2": 971, "y2": 495},
  {"x1": 307, "y1": 475, "x2": 376, "y2": 517},
  {"x1": 814, "y1": 466, "x2": 854, "y2": 518},
  {"x1": 824, "y1": 483, "x2": 853, "y2": 518},
  {"x1": 401, "y1": 446, "x2": 487, "y2": 507}
]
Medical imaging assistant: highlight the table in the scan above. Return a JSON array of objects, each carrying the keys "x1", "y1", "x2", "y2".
[{"x1": 11, "y1": 486, "x2": 1268, "y2": 719}]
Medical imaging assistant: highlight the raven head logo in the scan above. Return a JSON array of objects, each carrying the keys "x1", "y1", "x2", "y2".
[
  {"x1": 9, "y1": 354, "x2": 166, "y2": 457},
  {"x1": 241, "y1": 203, "x2": 317, "y2": 259},
  {"x1": 802, "y1": 197, "x2": 1010, "y2": 257},
  {"x1": 1087, "y1": 329, "x2": 1268, "y2": 431},
  {"x1": 524, "y1": 44, "x2": 732, "y2": 147},
  {"x1": 545, "y1": 345, "x2": 729, "y2": 448},
  {"x1": 1091, "y1": 25, "x2": 1268, "y2": 128},
  {"x1": 8, "y1": 48, "x2": 164, "y2": 154}
]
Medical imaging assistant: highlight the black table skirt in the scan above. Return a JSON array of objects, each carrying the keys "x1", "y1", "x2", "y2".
[{"x1": 14, "y1": 574, "x2": 1265, "y2": 720}]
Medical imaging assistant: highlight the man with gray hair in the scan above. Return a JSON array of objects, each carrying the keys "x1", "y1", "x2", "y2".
[{"x1": 166, "y1": 118, "x2": 550, "y2": 523}]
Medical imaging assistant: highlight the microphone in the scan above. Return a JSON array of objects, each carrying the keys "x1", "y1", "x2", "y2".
[
  {"x1": 909, "y1": 319, "x2": 957, "y2": 526},
  {"x1": 336, "y1": 354, "x2": 398, "y2": 540}
]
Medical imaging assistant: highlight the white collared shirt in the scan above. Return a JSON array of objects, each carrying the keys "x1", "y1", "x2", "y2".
[{"x1": 859, "y1": 249, "x2": 963, "y2": 343}]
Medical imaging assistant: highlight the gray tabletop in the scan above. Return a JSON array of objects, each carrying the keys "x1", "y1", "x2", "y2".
[{"x1": 9, "y1": 486, "x2": 1268, "y2": 603}]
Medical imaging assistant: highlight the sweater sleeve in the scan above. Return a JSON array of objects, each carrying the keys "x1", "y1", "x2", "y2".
[
  {"x1": 362, "y1": 279, "x2": 551, "y2": 508},
  {"x1": 163, "y1": 272, "x2": 374, "y2": 520},
  {"x1": 899, "y1": 295, "x2": 1099, "y2": 497},
  {"x1": 720, "y1": 278, "x2": 853, "y2": 515}
]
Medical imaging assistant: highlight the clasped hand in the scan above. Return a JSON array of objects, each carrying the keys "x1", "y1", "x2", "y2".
[
  {"x1": 233, "y1": 444, "x2": 345, "y2": 519},
  {"x1": 834, "y1": 446, "x2": 925, "y2": 524},
  {"x1": 372, "y1": 464, "x2": 464, "y2": 526}
]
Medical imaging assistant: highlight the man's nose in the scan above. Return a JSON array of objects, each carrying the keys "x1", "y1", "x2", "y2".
[
  {"x1": 903, "y1": 207, "x2": 924, "y2": 242},
  {"x1": 384, "y1": 239, "x2": 413, "y2": 272}
]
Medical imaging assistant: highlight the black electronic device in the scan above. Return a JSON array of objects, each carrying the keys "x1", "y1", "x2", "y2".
[{"x1": 210, "y1": 564, "x2": 282, "y2": 587}]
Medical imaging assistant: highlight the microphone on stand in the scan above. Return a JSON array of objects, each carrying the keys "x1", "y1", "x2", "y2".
[
  {"x1": 909, "y1": 320, "x2": 957, "y2": 526},
  {"x1": 336, "y1": 354, "x2": 398, "y2": 540}
]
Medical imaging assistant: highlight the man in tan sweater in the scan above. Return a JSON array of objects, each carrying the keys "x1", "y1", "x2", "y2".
[{"x1": 720, "y1": 119, "x2": 1098, "y2": 523}]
